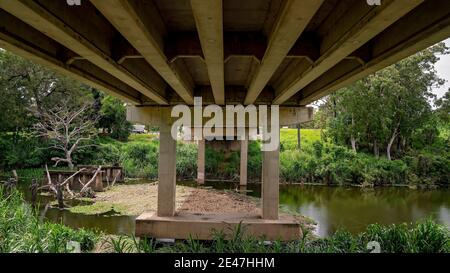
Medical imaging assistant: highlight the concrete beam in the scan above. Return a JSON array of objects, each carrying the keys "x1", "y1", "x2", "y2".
[
  {"x1": 287, "y1": 33, "x2": 320, "y2": 63},
  {"x1": 0, "y1": 10, "x2": 141, "y2": 104},
  {"x1": 165, "y1": 32, "x2": 204, "y2": 62},
  {"x1": 191, "y1": 0, "x2": 225, "y2": 105},
  {"x1": 244, "y1": 0, "x2": 324, "y2": 105},
  {"x1": 127, "y1": 106, "x2": 314, "y2": 127},
  {"x1": 299, "y1": 0, "x2": 450, "y2": 104},
  {"x1": 273, "y1": 0, "x2": 424, "y2": 105},
  {"x1": 157, "y1": 108, "x2": 177, "y2": 217},
  {"x1": 165, "y1": 31, "x2": 318, "y2": 63},
  {"x1": 0, "y1": 0, "x2": 168, "y2": 105},
  {"x1": 91, "y1": 0, "x2": 194, "y2": 105}
]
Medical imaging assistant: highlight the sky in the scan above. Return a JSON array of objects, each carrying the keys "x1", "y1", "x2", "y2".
[{"x1": 434, "y1": 38, "x2": 450, "y2": 99}]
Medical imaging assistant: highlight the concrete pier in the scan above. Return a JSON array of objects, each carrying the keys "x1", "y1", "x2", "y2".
[
  {"x1": 157, "y1": 109, "x2": 177, "y2": 217},
  {"x1": 197, "y1": 139, "x2": 206, "y2": 185},
  {"x1": 262, "y1": 121, "x2": 280, "y2": 220},
  {"x1": 240, "y1": 138, "x2": 248, "y2": 186}
]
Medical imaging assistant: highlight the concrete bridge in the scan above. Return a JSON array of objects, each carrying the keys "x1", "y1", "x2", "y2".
[{"x1": 1, "y1": 0, "x2": 450, "y2": 240}]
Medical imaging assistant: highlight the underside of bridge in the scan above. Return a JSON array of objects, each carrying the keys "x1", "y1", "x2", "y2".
[{"x1": 1, "y1": 0, "x2": 450, "y2": 240}]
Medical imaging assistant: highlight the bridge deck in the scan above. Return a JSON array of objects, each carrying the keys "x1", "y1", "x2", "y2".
[{"x1": 0, "y1": 0, "x2": 448, "y2": 106}]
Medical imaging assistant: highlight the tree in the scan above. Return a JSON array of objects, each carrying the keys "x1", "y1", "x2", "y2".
[
  {"x1": 97, "y1": 95, "x2": 132, "y2": 141},
  {"x1": 435, "y1": 89, "x2": 450, "y2": 123},
  {"x1": 33, "y1": 101, "x2": 98, "y2": 169},
  {"x1": 324, "y1": 42, "x2": 448, "y2": 159},
  {"x1": 0, "y1": 50, "x2": 92, "y2": 134}
]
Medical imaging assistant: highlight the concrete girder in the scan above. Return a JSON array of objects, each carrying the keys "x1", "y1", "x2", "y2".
[
  {"x1": 191, "y1": 0, "x2": 225, "y2": 105},
  {"x1": 244, "y1": 0, "x2": 324, "y2": 105},
  {"x1": 273, "y1": 0, "x2": 424, "y2": 105},
  {"x1": 91, "y1": 0, "x2": 194, "y2": 105},
  {"x1": 0, "y1": 0, "x2": 169, "y2": 104}
]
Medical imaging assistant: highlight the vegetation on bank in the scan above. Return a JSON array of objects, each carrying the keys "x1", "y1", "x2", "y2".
[
  {"x1": 101, "y1": 219, "x2": 449, "y2": 253},
  {"x1": 0, "y1": 187, "x2": 99, "y2": 253},
  {"x1": 1, "y1": 126, "x2": 449, "y2": 188}
]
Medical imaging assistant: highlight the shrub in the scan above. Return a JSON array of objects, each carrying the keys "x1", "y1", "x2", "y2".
[
  {"x1": 120, "y1": 141, "x2": 159, "y2": 179},
  {"x1": 176, "y1": 142, "x2": 198, "y2": 179}
]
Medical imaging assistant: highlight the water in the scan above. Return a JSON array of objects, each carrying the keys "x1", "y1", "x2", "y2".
[
  {"x1": 18, "y1": 181, "x2": 450, "y2": 237},
  {"x1": 181, "y1": 181, "x2": 450, "y2": 237},
  {"x1": 276, "y1": 185, "x2": 450, "y2": 237}
]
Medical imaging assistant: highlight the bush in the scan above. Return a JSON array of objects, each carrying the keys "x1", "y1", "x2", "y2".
[
  {"x1": 120, "y1": 141, "x2": 159, "y2": 179},
  {"x1": 248, "y1": 141, "x2": 262, "y2": 180},
  {"x1": 0, "y1": 134, "x2": 49, "y2": 169},
  {"x1": 176, "y1": 142, "x2": 198, "y2": 179}
]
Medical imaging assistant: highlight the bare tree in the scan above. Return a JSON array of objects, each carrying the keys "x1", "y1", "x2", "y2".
[{"x1": 33, "y1": 101, "x2": 97, "y2": 169}]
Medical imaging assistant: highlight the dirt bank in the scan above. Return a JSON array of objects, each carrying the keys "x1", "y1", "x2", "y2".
[{"x1": 70, "y1": 182, "x2": 261, "y2": 216}]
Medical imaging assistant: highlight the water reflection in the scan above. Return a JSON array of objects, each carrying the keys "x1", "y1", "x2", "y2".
[{"x1": 280, "y1": 185, "x2": 450, "y2": 237}]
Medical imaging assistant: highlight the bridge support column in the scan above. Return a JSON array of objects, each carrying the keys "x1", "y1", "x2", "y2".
[
  {"x1": 197, "y1": 139, "x2": 205, "y2": 185},
  {"x1": 157, "y1": 109, "x2": 177, "y2": 217},
  {"x1": 261, "y1": 123, "x2": 279, "y2": 220},
  {"x1": 240, "y1": 137, "x2": 248, "y2": 186}
]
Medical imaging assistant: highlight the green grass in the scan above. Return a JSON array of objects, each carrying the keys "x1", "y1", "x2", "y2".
[
  {"x1": 68, "y1": 202, "x2": 126, "y2": 215},
  {"x1": 101, "y1": 219, "x2": 449, "y2": 253},
  {"x1": 128, "y1": 134, "x2": 158, "y2": 143},
  {"x1": 280, "y1": 129, "x2": 323, "y2": 150}
]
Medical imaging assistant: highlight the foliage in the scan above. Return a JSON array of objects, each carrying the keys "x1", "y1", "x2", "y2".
[
  {"x1": 280, "y1": 128, "x2": 322, "y2": 151},
  {"x1": 176, "y1": 143, "x2": 198, "y2": 179},
  {"x1": 0, "y1": 50, "x2": 133, "y2": 170},
  {"x1": 97, "y1": 95, "x2": 132, "y2": 141},
  {"x1": 103, "y1": 219, "x2": 449, "y2": 253},
  {"x1": 0, "y1": 187, "x2": 99, "y2": 253},
  {"x1": 322, "y1": 43, "x2": 448, "y2": 160},
  {"x1": 120, "y1": 141, "x2": 159, "y2": 179}
]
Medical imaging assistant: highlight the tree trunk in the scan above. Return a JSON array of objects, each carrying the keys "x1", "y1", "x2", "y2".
[
  {"x1": 30, "y1": 179, "x2": 38, "y2": 207},
  {"x1": 351, "y1": 137, "x2": 357, "y2": 152},
  {"x1": 373, "y1": 140, "x2": 379, "y2": 157},
  {"x1": 66, "y1": 153, "x2": 74, "y2": 170},
  {"x1": 297, "y1": 125, "x2": 301, "y2": 151},
  {"x1": 350, "y1": 115, "x2": 357, "y2": 152},
  {"x1": 387, "y1": 127, "x2": 398, "y2": 161},
  {"x1": 56, "y1": 183, "x2": 64, "y2": 209},
  {"x1": 396, "y1": 136, "x2": 402, "y2": 153}
]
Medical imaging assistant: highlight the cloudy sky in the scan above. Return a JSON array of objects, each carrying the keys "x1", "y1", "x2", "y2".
[{"x1": 434, "y1": 38, "x2": 450, "y2": 99}]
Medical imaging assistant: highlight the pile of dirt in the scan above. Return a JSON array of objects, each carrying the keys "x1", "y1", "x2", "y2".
[{"x1": 85, "y1": 183, "x2": 259, "y2": 216}]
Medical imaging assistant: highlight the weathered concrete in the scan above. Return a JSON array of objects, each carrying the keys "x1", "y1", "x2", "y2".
[
  {"x1": 135, "y1": 212, "x2": 302, "y2": 241},
  {"x1": 1, "y1": 1, "x2": 449, "y2": 106},
  {"x1": 261, "y1": 120, "x2": 280, "y2": 220},
  {"x1": 197, "y1": 139, "x2": 205, "y2": 185},
  {"x1": 157, "y1": 109, "x2": 177, "y2": 217},
  {"x1": 127, "y1": 106, "x2": 314, "y2": 127}
]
